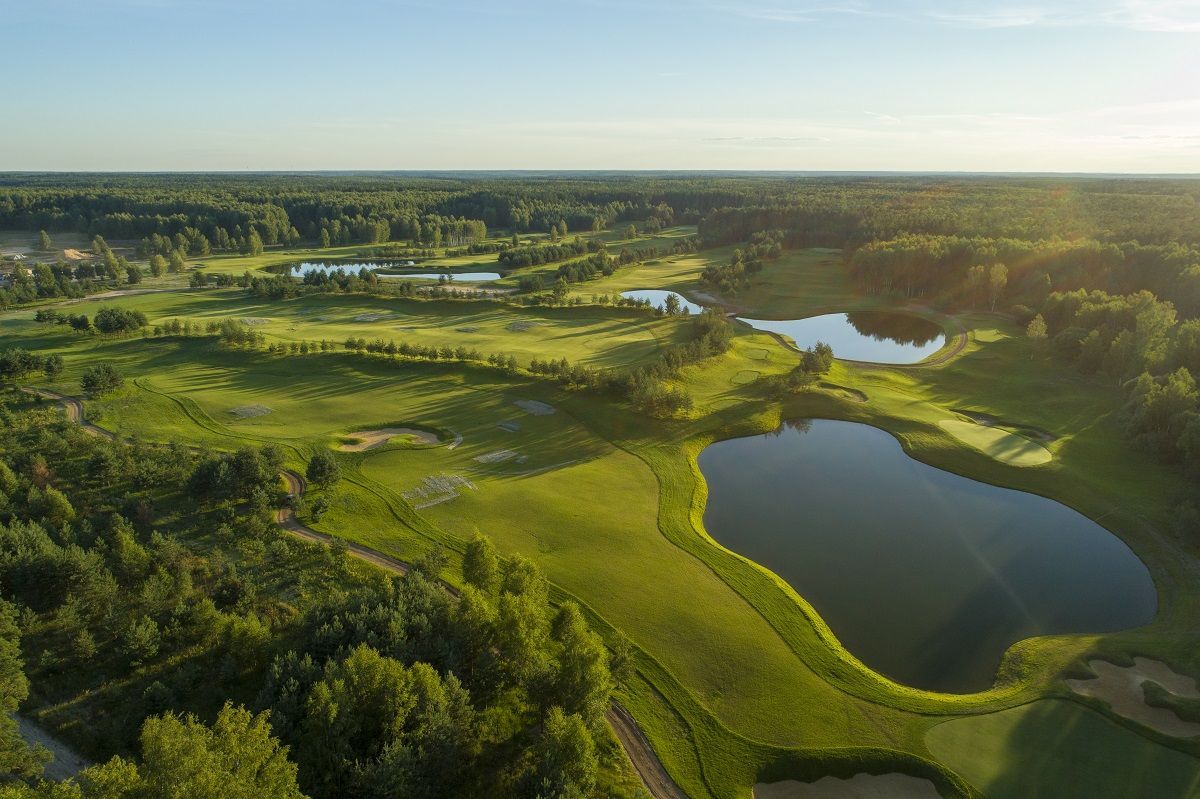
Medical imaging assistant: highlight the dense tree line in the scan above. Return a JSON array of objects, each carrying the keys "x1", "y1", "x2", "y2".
[{"x1": 847, "y1": 235, "x2": 1200, "y2": 318}]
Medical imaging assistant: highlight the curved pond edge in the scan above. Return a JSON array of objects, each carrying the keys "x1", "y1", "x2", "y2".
[
  {"x1": 732, "y1": 307, "x2": 969, "y2": 369},
  {"x1": 662, "y1": 403, "x2": 1166, "y2": 712}
]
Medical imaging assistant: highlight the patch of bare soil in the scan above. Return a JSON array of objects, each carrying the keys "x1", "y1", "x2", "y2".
[
  {"x1": 338, "y1": 427, "x2": 439, "y2": 451},
  {"x1": 1067, "y1": 658, "x2": 1200, "y2": 738}
]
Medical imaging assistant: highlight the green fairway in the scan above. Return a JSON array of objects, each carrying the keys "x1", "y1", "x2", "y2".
[
  {"x1": 937, "y1": 418, "x2": 1053, "y2": 466},
  {"x1": 925, "y1": 699, "x2": 1200, "y2": 799}
]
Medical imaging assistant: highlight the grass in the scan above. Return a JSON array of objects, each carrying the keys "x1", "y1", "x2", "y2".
[
  {"x1": 936, "y1": 419, "x2": 1053, "y2": 466},
  {"x1": 9, "y1": 239, "x2": 1200, "y2": 798},
  {"x1": 924, "y1": 699, "x2": 1200, "y2": 799}
]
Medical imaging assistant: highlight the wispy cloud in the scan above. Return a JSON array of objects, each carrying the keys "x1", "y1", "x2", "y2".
[{"x1": 710, "y1": 0, "x2": 1200, "y2": 31}]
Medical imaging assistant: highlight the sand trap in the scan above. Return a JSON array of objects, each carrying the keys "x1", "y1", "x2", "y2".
[
  {"x1": 474, "y1": 449, "x2": 519, "y2": 464},
  {"x1": 754, "y1": 773, "x2": 941, "y2": 799},
  {"x1": 354, "y1": 313, "x2": 391, "y2": 322},
  {"x1": 514, "y1": 399, "x2": 555, "y2": 416},
  {"x1": 506, "y1": 321, "x2": 541, "y2": 332},
  {"x1": 229, "y1": 404, "x2": 273, "y2": 419},
  {"x1": 240, "y1": 317, "x2": 270, "y2": 326},
  {"x1": 938, "y1": 419, "x2": 1051, "y2": 467},
  {"x1": 62, "y1": 248, "x2": 92, "y2": 261},
  {"x1": 1067, "y1": 658, "x2": 1200, "y2": 738},
  {"x1": 497, "y1": 420, "x2": 522, "y2": 432},
  {"x1": 403, "y1": 473, "x2": 476, "y2": 508},
  {"x1": 339, "y1": 427, "x2": 440, "y2": 451},
  {"x1": 819, "y1": 382, "x2": 868, "y2": 402}
]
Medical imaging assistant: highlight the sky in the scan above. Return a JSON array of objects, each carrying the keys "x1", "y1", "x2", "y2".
[{"x1": 1, "y1": 0, "x2": 1198, "y2": 172}]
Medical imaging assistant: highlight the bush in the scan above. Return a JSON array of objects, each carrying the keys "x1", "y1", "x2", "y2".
[{"x1": 81, "y1": 362, "x2": 124, "y2": 397}]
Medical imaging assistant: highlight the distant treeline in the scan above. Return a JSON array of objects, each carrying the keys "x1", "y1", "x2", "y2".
[{"x1": 7, "y1": 174, "x2": 1197, "y2": 255}]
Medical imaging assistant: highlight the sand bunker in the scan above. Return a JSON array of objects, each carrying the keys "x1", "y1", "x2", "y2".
[
  {"x1": 938, "y1": 418, "x2": 1051, "y2": 467},
  {"x1": 229, "y1": 404, "x2": 273, "y2": 419},
  {"x1": 354, "y1": 313, "x2": 391, "y2": 322},
  {"x1": 62, "y1": 248, "x2": 92, "y2": 262},
  {"x1": 240, "y1": 317, "x2": 270, "y2": 326},
  {"x1": 514, "y1": 399, "x2": 555, "y2": 416},
  {"x1": 1067, "y1": 658, "x2": 1200, "y2": 738},
  {"x1": 754, "y1": 773, "x2": 941, "y2": 799},
  {"x1": 819, "y1": 382, "x2": 868, "y2": 402},
  {"x1": 474, "y1": 449, "x2": 519, "y2": 464},
  {"x1": 339, "y1": 428, "x2": 440, "y2": 451},
  {"x1": 506, "y1": 321, "x2": 541, "y2": 332},
  {"x1": 403, "y1": 473, "x2": 476, "y2": 509},
  {"x1": 497, "y1": 420, "x2": 522, "y2": 432}
]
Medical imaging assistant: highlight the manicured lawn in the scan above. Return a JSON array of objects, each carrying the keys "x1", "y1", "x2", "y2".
[{"x1": 925, "y1": 699, "x2": 1200, "y2": 799}]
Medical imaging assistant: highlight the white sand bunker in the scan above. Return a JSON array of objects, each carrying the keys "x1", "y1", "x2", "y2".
[
  {"x1": 354, "y1": 312, "x2": 391, "y2": 322},
  {"x1": 755, "y1": 773, "x2": 941, "y2": 799},
  {"x1": 403, "y1": 473, "x2": 476, "y2": 509},
  {"x1": 497, "y1": 420, "x2": 521, "y2": 432},
  {"x1": 506, "y1": 321, "x2": 541, "y2": 332},
  {"x1": 1067, "y1": 658, "x2": 1200, "y2": 738},
  {"x1": 339, "y1": 428, "x2": 440, "y2": 451},
  {"x1": 514, "y1": 399, "x2": 555, "y2": 416},
  {"x1": 474, "y1": 449, "x2": 519, "y2": 464},
  {"x1": 240, "y1": 317, "x2": 270, "y2": 326},
  {"x1": 229, "y1": 404, "x2": 273, "y2": 419}
]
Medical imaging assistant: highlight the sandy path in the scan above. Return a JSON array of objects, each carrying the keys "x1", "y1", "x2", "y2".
[
  {"x1": 34, "y1": 391, "x2": 683, "y2": 799},
  {"x1": 1067, "y1": 658, "x2": 1200, "y2": 738},
  {"x1": 17, "y1": 715, "x2": 90, "y2": 780},
  {"x1": 754, "y1": 774, "x2": 942, "y2": 799},
  {"x1": 337, "y1": 427, "x2": 440, "y2": 451},
  {"x1": 606, "y1": 704, "x2": 689, "y2": 799}
]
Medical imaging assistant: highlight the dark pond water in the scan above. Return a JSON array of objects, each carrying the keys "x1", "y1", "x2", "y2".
[
  {"x1": 698, "y1": 419, "x2": 1156, "y2": 693},
  {"x1": 738, "y1": 311, "x2": 946, "y2": 364},
  {"x1": 619, "y1": 289, "x2": 705, "y2": 314},
  {"x1": 284, "y1": 262, "x2": 501, "y2": 281}
]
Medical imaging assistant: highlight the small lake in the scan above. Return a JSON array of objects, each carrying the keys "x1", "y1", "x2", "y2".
[
  {"x1": 698, "y1": 420, "x2": 1156, "y2": 692},
  {"x1": 619, "y1": 289, "x2": 705, "y2": 314},
  {"x1": 738, "y1": 311, "x2": 946, "y2": 364},
  {"x1": 284, "y1": 262, "x2": 502, "y2": 281}
]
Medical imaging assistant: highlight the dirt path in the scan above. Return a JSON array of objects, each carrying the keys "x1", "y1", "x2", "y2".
[
  {"x1": 606, "y1": 704, "x2": 690, "y2": 799},
  {"x1": 17, "y1": 714, "x2": 90, "y2": 780},
  {"x1": 31, "y1": 389, "x2": 684, "y2": 799}
]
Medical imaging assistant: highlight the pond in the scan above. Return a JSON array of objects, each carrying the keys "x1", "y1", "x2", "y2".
[
  {"x1": 619, "y1": 289, "x2": 705, "y2": 315},
  {"x1": 697, "y1": 419, "x2": 1156, "y2": 693},
  {"x1": 738, "y1": 311, "x2": 946, "y2": 364},
  {"x1": 284, "y1": 262, "x2": 502, "y2": 281}
]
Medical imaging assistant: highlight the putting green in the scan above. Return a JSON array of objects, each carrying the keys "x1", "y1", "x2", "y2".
[
  {"x1": 937, "y1": 418, "x2": 1052, "y2": 467},
  {"x1": 925, "y1": 699, "x2": 1200, "y2": 799}
]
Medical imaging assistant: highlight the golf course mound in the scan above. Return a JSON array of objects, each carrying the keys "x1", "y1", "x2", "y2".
[
  {"x1": 819, "y1": 382, "x2": 867, "y2": 402},
  {"x1": 754, "y1": 774, "x2": 940, "y2": 799},
  {"x1": 338, "y1": 427, "x2": 440, "y2": 451},
  {"x1": 228, "y1": 404, "x2": 273, "y2": 419},
  {"x1": 938, "y1": 418, "x2": 1051, "y2": 466},
  {"x1": 1066, "y1": 658, "x2": 1200, "y2": 738}
]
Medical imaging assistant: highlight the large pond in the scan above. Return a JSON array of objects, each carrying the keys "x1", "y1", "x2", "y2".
[
  {"x1": 619, "y1": 289, "x2": 705, "y2": 314},
  {"x1": 698, "y1": 419, "x2": 1156, "y2": 693},
  {"x1": 738, "y1": 311, "x2": 946, "y2": 364},
  {"x1": 284, "y1": 262, "x2": 502, "y2": 282}
]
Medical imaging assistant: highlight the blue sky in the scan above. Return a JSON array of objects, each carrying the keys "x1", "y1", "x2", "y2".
[{"x1": 2, "y1": 0, "x2": 1198, "y2": 171}]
